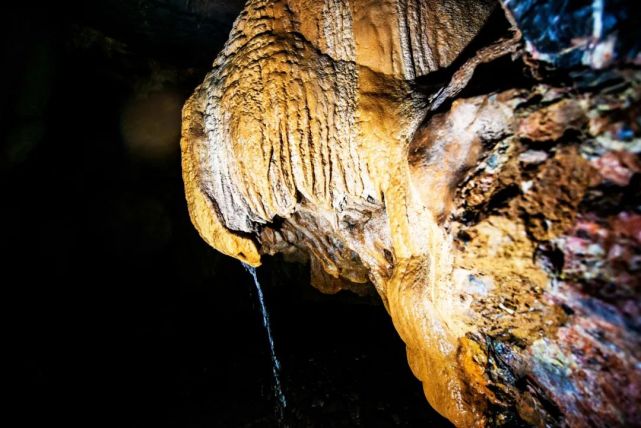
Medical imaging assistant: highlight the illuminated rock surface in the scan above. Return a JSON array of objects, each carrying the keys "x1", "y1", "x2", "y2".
[{"x1": 181, "y1": 1, "x2": 641, "y2": 426}]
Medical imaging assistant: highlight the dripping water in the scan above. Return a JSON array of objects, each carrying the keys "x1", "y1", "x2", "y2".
[{"x1": 242, "y1": 263, "x2": 288, "y2": 420}]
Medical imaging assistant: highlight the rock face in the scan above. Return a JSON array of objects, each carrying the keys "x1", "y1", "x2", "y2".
[{"x1": 181, "y1": 0, "x2": 641, "y2": 426}]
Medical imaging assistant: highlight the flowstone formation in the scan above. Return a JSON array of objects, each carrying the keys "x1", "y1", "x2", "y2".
[{"x1": 181, "y1": 0, "x2": 641, "y2": 426}]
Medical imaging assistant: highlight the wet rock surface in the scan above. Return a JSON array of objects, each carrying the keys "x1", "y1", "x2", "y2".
[{"x1": 182, "y1": 1, "x2": 641, "y2": 426}]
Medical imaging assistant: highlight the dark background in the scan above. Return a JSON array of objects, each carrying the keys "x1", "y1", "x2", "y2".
[{"x1": 4, "y1": 2, "x2": 451, "y2": 427}]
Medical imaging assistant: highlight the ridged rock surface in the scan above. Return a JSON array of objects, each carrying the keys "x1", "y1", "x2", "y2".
[{"x1": 181, "y1": 0, "x2": 641, "y2": 426}]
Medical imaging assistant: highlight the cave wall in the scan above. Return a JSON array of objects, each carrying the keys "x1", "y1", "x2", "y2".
[{"x1": 180, "y1": 0, "x2": 641, "y2": 426}]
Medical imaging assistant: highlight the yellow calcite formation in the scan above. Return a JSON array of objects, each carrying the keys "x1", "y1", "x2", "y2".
[{"x1": 181, "y1": 0, "x2": 499, "y2": 425}]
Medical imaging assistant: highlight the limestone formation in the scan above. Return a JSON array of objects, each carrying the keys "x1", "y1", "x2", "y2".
[{"x1": 181, "y1": 1, "x2": 641, "y2": 426}]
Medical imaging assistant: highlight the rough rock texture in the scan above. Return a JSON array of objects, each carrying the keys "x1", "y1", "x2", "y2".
[
  {"x1": 181, "y1": 0, "x2": 641, "y2": 426},
  {"x1": 446, "y1": 75, "x2": 641, "y2": 426}
]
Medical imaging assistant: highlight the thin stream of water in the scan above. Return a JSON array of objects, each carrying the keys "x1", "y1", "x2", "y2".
[{"x1": 242, "y1": 263, "x2": 288, "y2": 419}]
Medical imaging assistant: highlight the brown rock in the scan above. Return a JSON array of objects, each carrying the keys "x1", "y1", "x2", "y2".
[
  {"x1": 181, "y1": 1, "x2": 496, "y2": 424},
  {"x1": 519, "y1": 145, "x2": 595, "y2": 241},
  {"x1": 181, "y1": 1, "x2": 641, "y2": 426},
  {"x1": 517, "y1": 99, "x2": 587, "y2": 142}
]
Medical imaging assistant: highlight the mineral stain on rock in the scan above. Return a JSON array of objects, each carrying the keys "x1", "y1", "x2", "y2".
[{"x1": 181, "y1": 1, "x2": 641, "y2": 426}]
